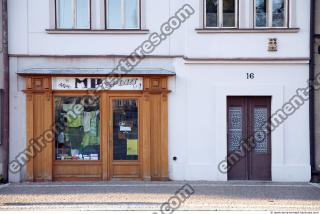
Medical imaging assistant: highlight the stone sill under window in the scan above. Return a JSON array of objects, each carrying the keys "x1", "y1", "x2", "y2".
[
  {"x1": 195, "y1": 28, "x2": 300, "y2": 34},
  {"x1": 46, "y1": 29, "x2": 150, "y2": 34}
]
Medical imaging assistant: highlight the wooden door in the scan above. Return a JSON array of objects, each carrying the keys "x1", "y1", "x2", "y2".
[
  {"x1": 109, "y1": 97, "x2": 142, "y2": 179},
  {"x1": 227, "y1": 96, "x2": 271, "y2": 180}
]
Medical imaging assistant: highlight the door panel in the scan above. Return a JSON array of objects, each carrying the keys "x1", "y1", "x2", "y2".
[
  {"x1": 227, "y1": 96, "x2": 271, "y2": 181},
  {"x1": 227, "y1": 97, "x2": 248, "y2": 180},
  {"x1": 249, "y1": 97, "x2": 271, "y2": 180}
]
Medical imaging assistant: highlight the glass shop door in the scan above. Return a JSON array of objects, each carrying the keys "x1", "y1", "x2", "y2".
[{"x1": 109, "y1": 97, "x2": 141, "y2": 179}]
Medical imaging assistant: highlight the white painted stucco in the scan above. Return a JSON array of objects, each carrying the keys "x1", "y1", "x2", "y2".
[
  {"x1": 8, "y1": 0, "x2": 311, "y2": 182},
  {"x1": 168, "y1": 59, "x2": 310, "y2": 182}
]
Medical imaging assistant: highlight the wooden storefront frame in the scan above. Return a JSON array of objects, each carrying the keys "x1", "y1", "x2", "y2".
[{"x1": 22, "y1": 75, "x2": 171, "y2": 182}]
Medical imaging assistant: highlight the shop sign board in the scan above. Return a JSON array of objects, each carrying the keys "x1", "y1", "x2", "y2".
[{"x1": 52, "y1": 77, "x2": 143, "y2": 90}]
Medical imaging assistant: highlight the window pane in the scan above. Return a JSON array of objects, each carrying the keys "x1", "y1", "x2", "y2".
[
  {"x1": 256, "y1": 0, "x2": 267, "y2": 27},
  {"x1": 113, "y1": 100, "x2": 138, "y2": 161},
  {"x1": 58, "y1": 0, "x2": 73, "y2": 28},
  {"x1": 124, "y1": 0, "x2": 139, "y2": 28},
  {"x1": 228, "y1": 107, "x2": 243, "y2": 152},
  {"x1": 55, "y1": 96, "x2": 100, "y2": 161},
  {"x1": 254, "y1": 108, "x2": 268, "y2": 154},
  {"x1": 108, "y1": 0, "x2": 122, "y2": 29},
  {"x1": 223, "y1": 0, "x2": 235, "y2": 27},
  {"x1": 272, "y1": 0, "x2": 285, "y2": 27},
  {"x1": 76, "y1": 0, "x2": 90, "y2": 28},
  {"x1": 206, "y1": 0, "x2": 218, "y2": 27}
]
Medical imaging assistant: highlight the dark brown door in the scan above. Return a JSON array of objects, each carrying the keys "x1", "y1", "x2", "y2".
[{"x1": 227, "y1": 96, "x2": 271, "y2": 180}]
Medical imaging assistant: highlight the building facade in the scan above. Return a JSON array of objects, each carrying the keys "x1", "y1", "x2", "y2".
[
  {"x1": 0, "y1": 0, "x2": 9, "y2": 182},
  {"x1": 314, "y1": 0, "x2": 320, "y2": 181},
  {"x1": 8, "y1": 0, "x2": 311, "y2": 182}
]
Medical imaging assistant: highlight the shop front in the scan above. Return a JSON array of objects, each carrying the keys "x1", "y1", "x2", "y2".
[{"x1": 18, "y1": 69, "x2": 174, "y2": 182}]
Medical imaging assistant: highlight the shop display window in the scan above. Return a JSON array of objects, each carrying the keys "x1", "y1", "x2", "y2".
[{"x1": 54, "y1": 96, "x2": 100, "y2": 161}]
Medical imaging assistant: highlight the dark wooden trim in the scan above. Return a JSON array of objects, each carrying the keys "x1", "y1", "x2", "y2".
[{"x1": 195, "y1": 27, "x2": 299, "y2": 33}]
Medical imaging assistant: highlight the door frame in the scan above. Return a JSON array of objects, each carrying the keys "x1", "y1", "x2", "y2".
[{"x1": 108, "y1": 93, "x2": 143, "y2": 180}]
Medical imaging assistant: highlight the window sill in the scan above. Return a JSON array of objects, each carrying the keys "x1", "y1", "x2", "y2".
[
  {"x1": 195, "y1": 28, "x2": 300, "y2": 34},
  {"x1": 46, "y1": 29, "x2": 150, "y2": 34}
]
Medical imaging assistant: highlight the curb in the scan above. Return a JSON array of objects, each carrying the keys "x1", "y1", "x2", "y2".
[
  {"x1": 0, "y1": 183, "x2": 10, "y2": 190},
  {"x1": 310, "y1": 182, "x2": 320, "y2": 189}
]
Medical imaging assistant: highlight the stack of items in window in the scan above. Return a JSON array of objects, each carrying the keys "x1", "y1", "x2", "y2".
[{"x1": 54, "y1": 96, "x2": 100, "y2": 161}]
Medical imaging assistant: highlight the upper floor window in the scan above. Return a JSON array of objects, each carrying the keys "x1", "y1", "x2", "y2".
[
  {"x1": 255, "y1": 0, "x2": 288, "y2": 28},
  {"x1": 205, "y1": 0, "x2": 238, "y2": 28},
  {"x1": 56, "y1": 0, "x2": 91, "y2": 29},
  {"x1": 106, "y1": 0, "x2": 140, "y2": 29}
]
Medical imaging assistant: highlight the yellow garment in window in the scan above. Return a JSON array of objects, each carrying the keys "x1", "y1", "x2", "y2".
[
  {"x1": 127, "y1": 139, "x2": 138, "y2": 156},
  {"x1": 67, "y1": 114, "x2": 82, "y2": 128}
]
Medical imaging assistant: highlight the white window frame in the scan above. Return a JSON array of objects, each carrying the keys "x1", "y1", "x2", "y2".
[
  {"x1": 106, "y1": 0, "x2": 141, "y2": 30},
  {"x1": 56, "y1": 0, "x2": 91, "y2": 29},
  {"x1": 204, "y1": 0, "x2": 238, "y2": 29},
  {"x1": 254, "y1": 0, "x2": 289, "y2": 28}
]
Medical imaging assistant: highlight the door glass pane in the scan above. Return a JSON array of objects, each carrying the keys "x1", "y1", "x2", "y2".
[
  {"x1": 228, "y1": 107, "x2": 243, "y2": 152},
  {"x1": 256, "y1": 0, "x2": 267, "y2": 27},
  {"x1": 58, "y1": 0, "x2": 73, "y2": 28},
  {"x1": 272, "y1": 0, "x2": 285, "y2": 27},
  {"x1": 113, "y1": 99, "x2": 138, "y2": 160},
  {"x1": 76, "y1": 0, "x2": 90, "y2": 28},
  {"x1": 108, "y1": 0, "x2": 122, "y2": 29},
  {"x1": 55, "y1": 96, "x2": 100, "y2": 160},
  {"x1": 125, "y1": 0, "x2": 139, "y2": 28},
  {"x1": 206, "y1": 0, "x2": 218, "y2": 27},
  {"x1": 253, "y1": 107, "x2": 268, "y2": 154},
  {"x1": 223, "y1": 0, "x2": 235, "y2": 27}
]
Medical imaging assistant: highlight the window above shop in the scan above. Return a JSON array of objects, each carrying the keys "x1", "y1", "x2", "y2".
[
  {"x1": 48, "y1": 0, "x2": 147, "y2": 34},
  {"x1": 56, "y1": 0, "x2": 91, "y2": 29},
  {"x1": 106, "y1": 0, "x2": 140, "y2": 30},
  {"x1": 205, "y1": 0, "x2": 238, "y2": 28},
  {"x1": 255, "y1": 0, "x2": 289, "y2": 28},
  {"x1": 197, "y1": 0, "x2": 296, "y2": 33}
]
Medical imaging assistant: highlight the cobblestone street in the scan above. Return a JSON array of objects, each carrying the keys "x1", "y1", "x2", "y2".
[{"x1": 0, "y1": 181, "x2": 319, "y2": 211}]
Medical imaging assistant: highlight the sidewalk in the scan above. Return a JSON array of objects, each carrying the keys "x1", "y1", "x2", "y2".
[{"x1": 0, "y1": 181, "x2": 319, "y2": 211}]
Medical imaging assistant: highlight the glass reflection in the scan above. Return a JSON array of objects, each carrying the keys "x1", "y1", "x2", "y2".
[
  {"x1": 256, "y1": 0, "x2": 267, "y2": 27},
  {"x1": 223, "y1": 0, "x2": 235, "y2": 27},
  {"x1": 206, "y1": 0, "x2": 218, "y2": 27},
  {"x1": 272, "y1": 0, "x2": 285, "y2": 27}
]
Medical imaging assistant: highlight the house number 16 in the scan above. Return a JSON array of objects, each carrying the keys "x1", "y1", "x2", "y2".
[{"x1": 246, "y1": 73, "x2": 255, "y2": 79}]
